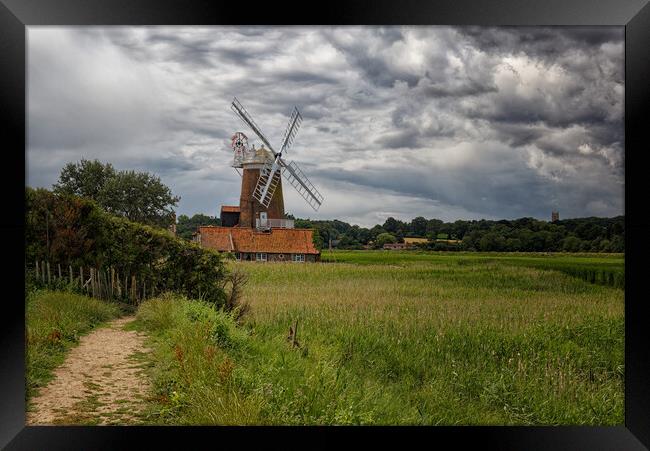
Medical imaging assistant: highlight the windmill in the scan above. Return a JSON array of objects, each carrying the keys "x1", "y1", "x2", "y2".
[{"x1": 229, "y1": 97, "x2": 324, "y2": 228}]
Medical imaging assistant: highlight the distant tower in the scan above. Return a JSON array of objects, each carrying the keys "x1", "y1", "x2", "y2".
[
  {"x1": 551, "y1": 211, "x2": 559, "y2": 222},
  {"x1": 237, "y1": 143, "x2": 285, "y2": 228}
]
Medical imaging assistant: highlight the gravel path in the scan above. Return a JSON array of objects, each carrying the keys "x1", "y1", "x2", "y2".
[{"x1": 27, "y1": 316, "x2": 152, "y2": 425}]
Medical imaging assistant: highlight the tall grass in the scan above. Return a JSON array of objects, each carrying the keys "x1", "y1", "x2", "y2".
[
  {"x1": 323, "y1": 250, "x2": 624, "y2": 288},
  {"x1": 136, "y1": 251, "x2": 624, "y2": 425},
  {"x1": 26, "y1": 290, "x2": 120, "y2": 400}
]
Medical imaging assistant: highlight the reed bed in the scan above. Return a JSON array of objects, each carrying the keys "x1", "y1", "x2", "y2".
[{"x1": 136, "y1": 252, "x2": 624, "y2": 425}]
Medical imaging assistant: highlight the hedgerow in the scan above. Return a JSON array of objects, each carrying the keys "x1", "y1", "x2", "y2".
[{"x1": 26, "y1": 187, "x2": 227, "y2": 307}]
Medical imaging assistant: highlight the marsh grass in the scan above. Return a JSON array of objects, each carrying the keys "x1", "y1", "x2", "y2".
[
  {"x1": 26, "y1": 290, "x2": 120, "y2": 401},
  {"x1": 135, "y1": 251, "x2": 623, "y2": 425}
]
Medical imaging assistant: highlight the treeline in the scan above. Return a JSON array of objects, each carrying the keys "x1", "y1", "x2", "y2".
[
  {"x1": 285, "y1": 215, "x2": 625, "y2": 253},
  {"x1": 26, "y1": 188, "x2": 228, "y2": 306},
  {"x1": 177, "y1": 214, "x2": 221, "y2": 240}
]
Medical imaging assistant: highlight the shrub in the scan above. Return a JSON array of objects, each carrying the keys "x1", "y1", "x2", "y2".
[{"x1": 26, "y1": 188, "x2": 227, "y2": 308}]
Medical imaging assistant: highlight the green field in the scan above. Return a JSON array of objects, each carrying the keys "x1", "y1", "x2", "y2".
[{"x1": 137, "y1": 251, "x2": 624, "y2": 425}]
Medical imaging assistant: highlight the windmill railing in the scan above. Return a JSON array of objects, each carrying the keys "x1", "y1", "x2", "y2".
[{"x1": 256, "y1": 218, "x2": 295, "y2": 230}]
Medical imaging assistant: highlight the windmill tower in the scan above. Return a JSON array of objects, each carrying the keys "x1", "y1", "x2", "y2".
[{"x1": 229, "y1": 97, "x2": 324, "y2": 229}]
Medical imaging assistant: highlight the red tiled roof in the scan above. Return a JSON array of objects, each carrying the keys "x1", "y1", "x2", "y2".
[
  {"x1": 220, "y1": 205, "x2": 240, "y2": 213},
  {"x1": 198, "y1": 226, "x2": 320, "y2": 254}
]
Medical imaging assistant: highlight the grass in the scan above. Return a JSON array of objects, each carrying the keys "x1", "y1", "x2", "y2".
[
  {"x1": 134, "y1": 251, "x2": 624, "y2": 425},
  {"x1": 25, "y1": 289, "x2": 120, "y2": 402},
  {"x1": 323, "y1": 250, "x2": 624, "y2": 288}
]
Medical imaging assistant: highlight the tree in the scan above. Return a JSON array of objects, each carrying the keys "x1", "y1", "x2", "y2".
[
  {"x1": 410, "y1": 216, "x2": 428, "y2": 237},
  {"x1": 97, "y1": 170, "x2": 180, "y2": 228},
  {"x1": 53, "y1": 160, "x2": 180, "y2": 229},
  {"x1": 177, "y1": 213, "x2": 221, "y2": 241},
  {"x1": 375, "y1": 232, "x2": 397, "y2": 248},
  {"x1": 561, "y1": 235, "x2": 582, "y2": 252},
  {"x1": 53, "y1": 159, "x2": 116, "y2": 200}
]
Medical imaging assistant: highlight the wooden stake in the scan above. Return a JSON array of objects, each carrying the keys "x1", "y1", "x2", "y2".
[
  {"x1": 291, "y1": 319, "x2": 298, "y2": 348},
  {"x1": 35, "y1": 260, "x2": 39, "y2": 280},
  {"x1": 91, "y1": 268, "x2": 96, "y2": 297},
  {"x1": 111, "y1": 267, "x2": 115, "y2": 298},
  {"x1": 97, "y1": 268, "x2": 101, "y2": 298},
  {"x1": 47, "y1": 262, "x2": 51, "y2": 285},
  {"x1": 58, "y1": 264, "x2": 62, "y2": 280},
  {"x1": 69, "y1": 265, "x2": 73, "y2": 285}
]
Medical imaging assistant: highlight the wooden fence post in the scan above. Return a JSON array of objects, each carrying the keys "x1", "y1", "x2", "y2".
[
  {"x1": 47, "y1": 262, "x2": 51, "y2": 285},
  {"x1": 98, "y1": 268, "x2": 102, "y2": 298},
  {"x1": 41, "y1": 260, "x2": 46, "y2": 283},
  {"x1": 58, "y1": 264, "x2": 62, "y2": 280},
  {"x1": 69, "y1": 265, "x2": 73, "y2": 285},
  {"x1": 80, "y1": 266, "x2": 84, "y2": 290},
  {"x1": 110, "y1": 267, "x2": 115, "y2": 298},
  {"x1": 35, "y1": 260, "x2": 39, "y2": 280},
  {"x1": 91, "y1": 268, "x2": 96, "y2": 298}
]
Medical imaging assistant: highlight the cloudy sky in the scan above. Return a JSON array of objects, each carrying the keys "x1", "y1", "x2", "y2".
[{"x1": 27, "y1": 26, "x2": 624, "y2": 227}]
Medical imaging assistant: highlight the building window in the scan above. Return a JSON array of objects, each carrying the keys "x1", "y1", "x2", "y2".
[
  {"x1": 292, "y1": 253, "x2": 305, "y2": 262},
  {"x1": 256, "y1": 252, "x2": 267, "y2": 262},
  {"x1": 235, "y1": 253, "x2": 241, "y2": 261}
]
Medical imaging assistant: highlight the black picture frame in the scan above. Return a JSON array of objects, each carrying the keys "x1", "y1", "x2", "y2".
[{"x1": 1, "y1": 0, "x2": 649, "y2": 449}]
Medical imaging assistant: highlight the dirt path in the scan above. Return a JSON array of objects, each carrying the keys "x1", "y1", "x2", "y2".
[{"x1": 27, "y1": 316, "x2": 152, "y2": 425}]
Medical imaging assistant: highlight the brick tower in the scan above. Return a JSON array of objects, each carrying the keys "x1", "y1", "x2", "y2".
[{"x1": 236, "y1": 144, "x2": 285, "y2": 228}]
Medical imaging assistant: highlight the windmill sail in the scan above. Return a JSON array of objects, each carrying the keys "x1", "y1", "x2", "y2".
[
  {"x1": 280, "y1": 159, "x2": 323, "y2": 211},
  {"x1": 279, "y1": 107, "x2": 302, "y2": 154},
  {"x1": 231, "y1": 97, "x2": 275, "y2": 153},
  {"x1": 253, "y1": 156, "x2": 282, "y2": 207},
  {"x1": 230, "y1": 97, "x2": 324, "y2": 212}
]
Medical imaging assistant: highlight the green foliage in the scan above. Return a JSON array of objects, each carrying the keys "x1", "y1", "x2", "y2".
[
  {"x1": 176, "y1": 214, "x2": 221, "y2": 241},
  {"x1": 134, "y1": 295, "x2": 259, "y2": 424},
  {"x1": 98, "y1": 171, "x2": 180, "y2": 228},
  {"x1": 290, "y1": 214, "x2": 624, "y2": 252},
  {"x1": 375, "y1": 232, "x2": 397, "y2": 248},
  {"x1": 53, "y1": 159, "x2": 116, "y2": 201},
  {"x1": 26, "y1": 290, "x2": 120, "y2": 400},
  {"x1": 52, "y1": 159, "x2": 179, "y2": 228},
  {"x1": 26, "y1": 188, "x2": 227, "y2": 307}
]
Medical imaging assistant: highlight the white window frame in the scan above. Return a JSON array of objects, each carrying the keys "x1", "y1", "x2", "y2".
[
  {"x1": 256, "y1": 252, "x2": 267, "y2": 262},
  {"x1": 292, "y1": 253, "x2": 305, "y2": 263},
  {"x1": 235, "y1": 252, "x2": 241, "y2": 261}
]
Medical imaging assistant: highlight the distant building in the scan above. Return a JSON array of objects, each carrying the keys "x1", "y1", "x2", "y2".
[
  {"x1": 403, "y1": 237, "x2": 429, "y2": 245},
  {"x1": 383, "y1": 243, "x2": 409, "y2": 250},
  {"x1": 551, "y1": 211, "x2": 559, "y2": 222},
  {"x1": 220, "y1": 205, "x2": 241, "y2": 227}
]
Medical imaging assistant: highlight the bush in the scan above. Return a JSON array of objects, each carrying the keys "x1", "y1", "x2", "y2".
[
  {"x1": 135, "y1": 295, "x2": 259, "y2": 424},
  {"x1": 26, "y1": 188, "x2": 227, "y2": 308}
]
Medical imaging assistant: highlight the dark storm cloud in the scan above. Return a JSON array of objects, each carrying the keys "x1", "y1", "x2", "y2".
[{"x1": 27, "y1": 26, "x2": 624, "y2": 224}]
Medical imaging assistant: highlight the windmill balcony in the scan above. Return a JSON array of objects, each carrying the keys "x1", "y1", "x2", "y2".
[{"x1": 256, "y1": 218, "x2": 295, "y2": 230}]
